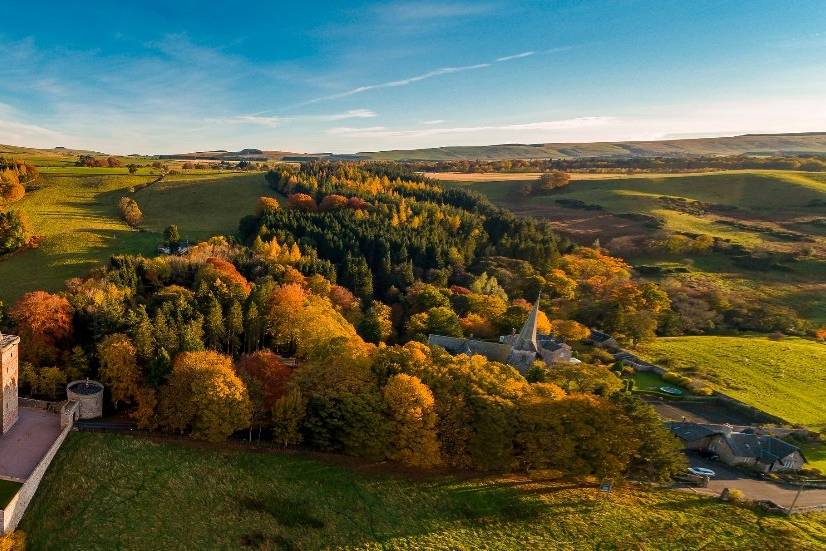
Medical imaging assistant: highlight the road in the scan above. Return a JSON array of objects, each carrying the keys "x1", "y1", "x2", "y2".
[{"x1": 684, "y1": 452, "x2": 826, "y2": 509}]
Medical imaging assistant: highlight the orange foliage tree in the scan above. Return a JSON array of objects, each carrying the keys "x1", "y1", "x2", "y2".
[
  {"x1": 286, "y1": 193, "x2": 318, "y2": 211},
  {"x1": 319, "y1": 194, "x2": 348, "y2": 211},
  {"x1": 10, "y1": 291, "x2": 73, "y2": 365}
]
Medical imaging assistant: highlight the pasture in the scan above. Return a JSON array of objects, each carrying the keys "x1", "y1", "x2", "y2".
[
  {"x1": 0, "y1": 168, "x2": 270, "y2": 303},
  {"x1": 15, "y1": 432, "x2": 826, "y2": 550},
  {"x1": 435, "y1": 170, "x2": 826, "y2": 326},
  {"x1": 635, "y1": 335, "x2": 826, "y2": 430}
]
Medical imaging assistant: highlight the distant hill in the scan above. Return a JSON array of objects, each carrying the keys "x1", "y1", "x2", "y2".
[
  {"x1": 156, "y1": 149, "x2": 323, "y2": 161},
  {"x1": 351, "y1": 132, "x2": 826, "y2": 161}
]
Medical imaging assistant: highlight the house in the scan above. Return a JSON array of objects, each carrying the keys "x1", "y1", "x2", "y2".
[
  {"x1": 586, "y1": 329, "x2": 619, "y2": 352},
  {"x1": 669, "y1": 422, "x2": 806, "y2": 473},
  {"x1": 428, "y1": 294, "x2": 575, "y2": 373}
]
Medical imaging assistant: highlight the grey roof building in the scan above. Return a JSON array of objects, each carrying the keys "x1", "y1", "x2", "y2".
[
  {"x1": 669, "y1": 422, "x2": 807, "y2": 473},
  {"x1": 428, "y1": 294, "x2": 575, "y2": 373}
]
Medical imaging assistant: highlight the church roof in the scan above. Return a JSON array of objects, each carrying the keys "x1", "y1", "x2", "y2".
[
  {"x1": 511, "y1": 293, "x2": 540, "y2": 352},
  {"x1": 427, "y1": 335, "x2": 512, "y2": 363}
]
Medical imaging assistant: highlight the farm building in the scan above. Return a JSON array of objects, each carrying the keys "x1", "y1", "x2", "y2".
[
  {"x1": 669, "y1": 422, "x2": 806, "y2": 473},
  {"x1": 428, "y1": 294, "x2": 575, "y2": 373}
]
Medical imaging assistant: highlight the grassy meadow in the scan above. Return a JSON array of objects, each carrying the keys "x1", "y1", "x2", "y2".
[
  {"x1": 434, "y1": 170, "x2": 826, "y2": 326},
  {"x1": 636, "y1": 336, "x2": 826, "y2": 430},
  {"x1": 14, "y1": 432, "x2": 826, "y2": 550},
  {"x1": 0, "y1": 479, "x2": 22, "y2": 509},
  {"x1": 0, "y1": 168, "x2": 271, "y2": 304}
]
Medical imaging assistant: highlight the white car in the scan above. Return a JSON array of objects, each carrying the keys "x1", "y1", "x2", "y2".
[{"x1": 687, "y1": 467, "x2": 716, "y2": 478}]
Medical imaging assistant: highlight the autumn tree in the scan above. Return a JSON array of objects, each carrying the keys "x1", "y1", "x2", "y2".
[
  {"x1": 383, "y1": 374, "x2": 441, "y2": 467},
  {"x1": 257, "y1": 196, "x2": 280, "y2": 215},
  {"x1": 271, "y1": 388, "x2": 306, "y2": 449},
  {"x1": 544, "y1": 362, "x2": 622, "y2": 395},
  {"x1": 534, "y1": 171, "x2": 571, "y2": 193},
  {"x1": 118, "y1": 197, "x2": 143, "y2": 227},
  {"x1": 286, "y1": 193, "x2": 318, "y2": 211},
  {"x1": 163, "y1": 224, "x2": 181, "y2": 247},
  {"x1": 357, "y1": 300, "x2": 394, "y2": 343},
  {"x1": 235, "y1": 350, "x2": 293, "y2": 438},
  {"x1": 406, "y1": 306, "x2": 462, "y2": 341},
  {"x1": 10, "y1": 291, "x2": 73, "y2": 365},
  {"x1": 38, "y1": 367, "x2": 66, "y2": 399},
  {"x1": 319, "y1": 194, "x2": 348, "y2": 211},
  {"x1": 98, "y1": 333, "x2": 140, "y2": 407},
  {"x1": 0, "y1": 210, "x2": 30, "y2": 254},
  {"x1": 159, "y1": 350, "x2": 251, "y2": 442},
  {"x1": 551, "y1": 319, "x2": 590, "y2": 341},
  {"x1": 132, "y1": 387, "x2": 158, "y2": 430}
]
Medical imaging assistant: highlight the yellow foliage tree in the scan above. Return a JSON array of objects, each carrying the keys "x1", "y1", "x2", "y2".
[
  {"x1": 98, "y1": 333, "x2": 140, "y2": 407},
  {"x1": 160, "y1": 351, "x2": 251, "y2": 442},
  {"x1": 551, "y1": 319, "x2": 590, "y2": 341},
  {"x1": 383, "y1": 373, "x2": 441, "y2": 467}
]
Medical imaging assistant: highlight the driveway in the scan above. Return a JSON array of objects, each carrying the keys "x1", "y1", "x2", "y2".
[
  {"x1": 642, "y1": 395, "x2": 772, "y2": 426},
  {"x1": 684, "y1": 453, "x2": 826, "y2": 509}
]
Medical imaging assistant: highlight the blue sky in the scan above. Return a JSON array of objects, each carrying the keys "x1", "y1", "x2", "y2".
[{"x1": 1, "y1": 0, "x2": 826, "y2": 154}]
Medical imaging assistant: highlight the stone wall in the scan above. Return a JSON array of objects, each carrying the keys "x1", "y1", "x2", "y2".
[{"x1": 0, "y1": 402, "x2": 77, "y2": 535}]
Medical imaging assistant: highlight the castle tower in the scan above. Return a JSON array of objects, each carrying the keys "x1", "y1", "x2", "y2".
[
  {"x1": 511, "y1": 293, "x2": 541, "y2": 352},
  {"x1": 1, "y1": 334, "x2": 20, "y2": 434}
]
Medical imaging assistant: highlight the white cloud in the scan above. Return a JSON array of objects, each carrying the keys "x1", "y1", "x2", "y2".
[
  {"x1": 314, "y1": 109, "x2": 377, "y2": 121},
  {"x1": 421, "y1": 119, "x2": 446, "y2": 125},
  {"x1": 328, "y1": 116, "x2": 615, "y2": 138},
  {"x1": 496, "y1": 51, "x2": 535, "y2": 62},
  {"x1": 209, "y1": 115, "x2": 283, "y2": 128},
  {"x1": 209, "y1": 109, "x2": 377, "y2": 128}
]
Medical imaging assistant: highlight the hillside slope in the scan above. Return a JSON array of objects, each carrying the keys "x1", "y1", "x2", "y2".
[{"x1": 356, "y1": 132, "x2": 826, "y2": 160}]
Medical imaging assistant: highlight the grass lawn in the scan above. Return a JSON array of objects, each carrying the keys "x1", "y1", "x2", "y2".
[
  {"x1": 14, "y1": 433, "x2": 826, "y2": 550},
  {"x1": 636, "y1": 336, "x2": 826, "y2": 430},
  {"x1": 800, "y1": 442, "x2": 826, "y2": 474},
  {"x1": 0, "y1": 479, "x2": 21, "y2": 508},
  {"x1": 0, "y1": 169, "x2": 270, "y2": 304}
]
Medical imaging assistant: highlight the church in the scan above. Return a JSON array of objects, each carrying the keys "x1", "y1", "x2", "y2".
[{"x1": 427, "y1": 295, "x2": 575, "y2": 373}]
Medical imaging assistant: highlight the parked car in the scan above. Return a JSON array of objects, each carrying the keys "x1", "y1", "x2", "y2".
[{"x1": 687, "y1": 467, "x2": 716, "y2": 478}]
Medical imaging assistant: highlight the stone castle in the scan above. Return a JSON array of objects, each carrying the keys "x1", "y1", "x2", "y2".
[
  {"x1": 1, "y1": 333, "x2": 20, "y2": 434},
  {"x1": 428, "y1": 294, "x2": 574, "y2": 373}
]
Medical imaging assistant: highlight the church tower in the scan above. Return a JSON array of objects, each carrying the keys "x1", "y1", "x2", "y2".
[
  {"x1": 511, "y1": 293, "x2": 541, "y2": 352},
  {"x1": 1, "y1": 333, "x2": 20, "y2": 434}
]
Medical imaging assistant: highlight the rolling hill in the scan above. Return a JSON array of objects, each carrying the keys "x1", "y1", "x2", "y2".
[{"x1": 355, "y1": 132, "x2": 826, "y2": 161}]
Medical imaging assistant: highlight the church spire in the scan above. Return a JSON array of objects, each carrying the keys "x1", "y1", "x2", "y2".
[{"x1": 512, "y1": 292, "x2": 541, "y2": 352}]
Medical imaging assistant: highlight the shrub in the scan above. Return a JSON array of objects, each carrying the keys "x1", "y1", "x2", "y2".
[{"x1": 118, "y1": 197, "x2": 143, "y2": 227}]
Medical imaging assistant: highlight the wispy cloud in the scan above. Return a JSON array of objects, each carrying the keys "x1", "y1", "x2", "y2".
[
  {"x1": 302, "y1": 48, "x2": 546, "y2": 106},
  {"x1": 496, "y1": 51, "x2": 535, "y2": 62},
  {"x1": 209, "y1": 109, "x2": 377, "y2": 128},
  {"x1": 328, "y1": 116, "x2": 615, "y2": 138},
  {"x1": 421, "y1": 119, "x2": 446, "y2": 125}
]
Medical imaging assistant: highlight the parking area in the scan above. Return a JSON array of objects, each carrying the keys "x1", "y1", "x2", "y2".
[
  {"x1": 0, "y1": 408, "x2": 62, "y2": 481},
  {"x1": 684, "y1": 452, "x2": 826, "y2": 509}
]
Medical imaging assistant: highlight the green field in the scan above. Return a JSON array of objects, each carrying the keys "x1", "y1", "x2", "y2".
[
  {"x1": 636, "y1": 336, "x2": 826, "y2": 430},
  {"x1": 0, "y1": 168, "x2": 270, "y2": 303},
  {"x1": 437, "y1": 170, "x2": 826, "y2": 326},
  {"x1": 0, "y1": 479, "x2": 21, "y2": 508},
  {"x1": 15, "y1": 432, "x2": 826, "y2": 550}
]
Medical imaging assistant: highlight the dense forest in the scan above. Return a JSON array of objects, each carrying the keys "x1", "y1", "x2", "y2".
[{"x1": 0, "y1": 161, "x2": 694, "y2": 479}]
